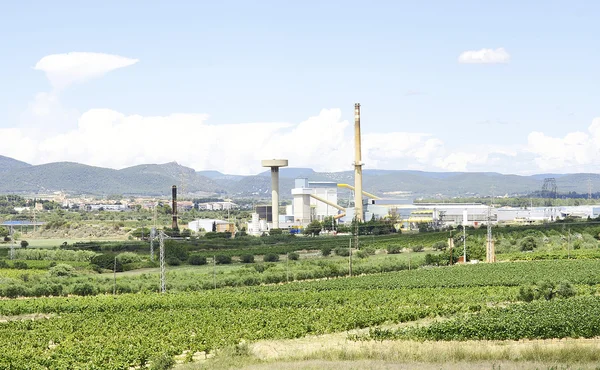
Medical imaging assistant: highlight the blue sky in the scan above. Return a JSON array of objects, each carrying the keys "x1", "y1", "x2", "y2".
[{"x1": 1, "y1": 1, "x2": 599, "y2": 174}]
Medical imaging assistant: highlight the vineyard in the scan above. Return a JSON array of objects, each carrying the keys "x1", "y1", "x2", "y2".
[{"x1": 1, "y1": 259, "x2": 600, "y2": 368}]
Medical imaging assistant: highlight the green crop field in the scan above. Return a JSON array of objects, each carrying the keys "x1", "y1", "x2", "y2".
[{"x1": 1, "y1": 259, "x2": 600, "y2": 369}]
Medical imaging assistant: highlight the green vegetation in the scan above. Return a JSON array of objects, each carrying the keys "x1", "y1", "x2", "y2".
[
  {"x1": 361, "y1": 296, "x2": 600, "y2": 341},
  {"x1": 0, "y1": 259, "x2": 599, "y2": 368}
]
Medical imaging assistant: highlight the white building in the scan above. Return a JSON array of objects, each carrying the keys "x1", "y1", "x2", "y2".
[{"x1": 188, "y1": 219, "x2": 229, "y2": 233}]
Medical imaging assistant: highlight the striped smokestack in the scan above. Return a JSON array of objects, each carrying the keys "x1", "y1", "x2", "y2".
[
  {"x1": 354, "y1": 103, "x2": 364, "y2": 221},
  {"x1": 171, "y1": 185, "x2": 179, "y2": 230}
]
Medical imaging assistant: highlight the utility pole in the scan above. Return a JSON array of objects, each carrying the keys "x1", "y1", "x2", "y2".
[
  {"x1": 486, "y1": 189, "x2": 495, "y2": 263},
  {"x1": 159, "y1": 231, "x2": 166, "y2": 293},
  {"x1": 213, "y1": 255, "x2": 216, "y2": 289},
  {"x1": 348, "y1": 238, "x2": 353, "y2": 277},
  {"x1": 9, "y1": 226, "x2": 15, "y2": 260},
  {"x1": 463, "y1": 223, "x2": 466, "y2": 263}
]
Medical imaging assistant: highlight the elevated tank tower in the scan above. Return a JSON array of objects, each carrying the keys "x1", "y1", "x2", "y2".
[{"x1": 261, "y1": 159, "x2": 288, "y2": 229}]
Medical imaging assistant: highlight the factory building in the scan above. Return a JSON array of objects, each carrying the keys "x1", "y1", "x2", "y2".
[
  {"x1": 188, "y1": 219, "x2": 234, "y2": 233},
  {"x1": 289, "y1": 178, "x2": 344, "y2": 223}
]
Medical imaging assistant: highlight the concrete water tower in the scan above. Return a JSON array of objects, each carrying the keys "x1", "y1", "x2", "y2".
[{"x1": 262, "y1": 159, "x2": 288, "y2": 229}]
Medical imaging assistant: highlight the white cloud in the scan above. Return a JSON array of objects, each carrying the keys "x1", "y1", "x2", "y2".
[
  {"x1": 34, "y1": 52, "x2": 139, "y2": 89},
  {"x1": 458, "y1": 48, "x2": 510, "y2": 64},
  {"x1": 526, "y1": 118, "x2": 600, "y2": 171},
  {"x1": 1, "y1": 105, "x2": 537, "y2": 175}
]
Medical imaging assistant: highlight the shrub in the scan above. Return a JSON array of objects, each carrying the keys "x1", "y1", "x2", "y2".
[
  {"x1": 188, "y1": 255, "x2": 207, "y2": 265},
  {"x1": 518, "y1": 286, "x2": 535, "y2": 302},
  {"x1": 0, "y1": 259, "x2": 8, "y2": 268},
  {"x1": 116, "y1": 252, "x2": 143, "y2": 264},
  {"x1": 164, "y1": 240, "x2": 189, "y2": 261},
  {"x1": 387, "y1": 245, "x2": 402, "y2": 254},
  {"x1": 334, "y1": 247, "x2": 350, "y2": 257},
  {"x1": 13, "y1": 261, "x2": 28, "y2": 270},
  {"x1": 356, "y1": 250, "x2": 369, "y2": 259},
  {"x1": 321, "y1": 246, "x2": 332, "y2": 257},
  {"x1": 166, "y1": 257, "x2": 181, "y2": 266},
  {"x1": 149, "y1": 352, "x2": 175, "y2": 370},
  {"x1": 20, "y1": 240, "x2": 29, "y2": 248},
  {"x1": 520, "y1": 236, "x2": 538, "y2": 251},
  {"x1": 432, "y1": 241, "x2": 448, "y2": 251},
  {"x1": 288, "y1": 252, "x2": 299, "y2": 261},
  {"x1": 424, "y1": 253, "x2": 440, "y2": 265},
  {"x1": 411, "y1": 245, "x2": 424, "y2": 253},
  {"x1": 240, "y1": 254, "x2": 255, "y2": 263},
  {"x1": 556, "y1": 281, "x2": 576, "y2": 299},
  {"x1": 71, "y1": 283, "x2": 98, "y2": 296},
  {"x1": 215, "y1": 255, "x2": 232, "y2": 265},
  {"x1": 263, "y1": 253, "x2": 279, "y2": 262},
  {"x1": 91, "y1": 254, "x2": 123, "y2": 272},
  {"x1": 49, "y1": 264, "x2": 77, "y2": 277},
  {"x1": 2, "y1": 284, "x2": 27, "y2": 298}
]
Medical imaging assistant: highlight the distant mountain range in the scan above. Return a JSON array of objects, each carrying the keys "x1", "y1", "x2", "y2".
[{"x1": 1, "y1": 155, "x2": 599, "y2": 198}]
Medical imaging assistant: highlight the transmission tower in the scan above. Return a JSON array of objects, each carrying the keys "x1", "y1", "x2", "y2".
[
  {"x1": 542, "y1": 178, "x2": 557, "y2": 199},
  {"x1": 150, "y1": 203, "x2": 158, "y2": 262},
  {"x1": 158, "y1": 230, "x2": 166, "y2": 293}
]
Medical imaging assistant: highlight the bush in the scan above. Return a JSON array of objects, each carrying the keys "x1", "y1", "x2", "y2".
[
  {"x1": 520, "y1": 236, "x2": 538, "y2": 251},
  {"x1": 334, "y1": 247, "x2": 350, "y2": 257},
  {"x1": 2, "y1": 284, "x2": 27, "y2": 298},
  {"x1": 240, "y1": 254, "x2": 255, "y2": 263},
  {"x1": 164, "y1": 240, "x2": 189, "y2": 261},
  {"x1": 188, "y1": 255, "x2": 207, "y2": 265},
  {"x1": 263, "y1": 253, "x2": 279, "y2": 262},
  {"x1": 288, "y1": 252, "x2": 299, "y2": 261},
  {"x1": 424, "y1": 253, "x2": 441, "y2": 265},
  {"x1": 387, "y1": 245, "x2": 402, "y2": 254},
  {"x1": 166, "y1": 257, "x2": 181, "y2": 266},
  {"x1": 149, "y1": 352, "x2": 175, "y2": 370},
  {"x1": 20, "y1": 240, "x2": 29, "y2": 248},
  {"x1": 116, "y1": 252, "x2": 143, "y2": 264},
  {"x1": 556, "y1": 281, "x2": 576, "y2": 299},
  {"x1": 411, "y1": 245, "x2": 424, "y2": 253},
  {"x1": 0, "y1": 259, "x2": 8, "y2": 268},
  {"x1": 432, "y1": 241, "x2": 448, "y2": 251},
  {"x1": 49, "y1": 264, "x2": 77, "y2": 277},
  {"x1": 13, "y1": 261, "x2": 28, "y2": 270},
  {"x1": 215, "y1": 255, "x2": 232, "y2": 265},
  {"x1": 91, "y1": 254, "x2": 123, "y2": 272},
  {"x1": 321, "y1": 246, "x2": 332, "y2": 257},
  {"x1": 518, "y1": 286, "x2": 535, "y2": 302},
  {"x1": 356, "y1": 250, "x2": 369, "y2": 259},
  {"x1": 71, "y1": 283, "x2": 98, "y2": 296}
]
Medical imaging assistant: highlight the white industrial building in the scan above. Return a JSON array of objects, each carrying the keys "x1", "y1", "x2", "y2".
[
  {"x1": 188, "y1": 219, "x2": 230, "y2": 233},
  {"x1": 289, "y1": 178, "x2": 344, "y2": 224}
]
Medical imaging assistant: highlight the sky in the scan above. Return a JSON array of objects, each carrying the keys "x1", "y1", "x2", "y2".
[{"x1": 0, "y1": 0, "x2": 599, "y2": 175}]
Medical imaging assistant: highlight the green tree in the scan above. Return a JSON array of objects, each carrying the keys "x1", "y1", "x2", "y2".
[
  {"x1": 269, "y1": 228, "x2": 283, "y2": 236},
  {"x1": 322, "y1": 216, "x2": 335, "y2": 232},
  {"x1": 303, "y1": 220, "x2": 322, "y2": 236}
]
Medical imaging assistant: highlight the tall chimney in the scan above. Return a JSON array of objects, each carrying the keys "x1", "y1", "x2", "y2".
[
  {"x1": 171, "y1": 185, "x2": 179, "y2": 230},
  {"x1": 354, "y1": 103, "x2": 364, "y2": 221}
]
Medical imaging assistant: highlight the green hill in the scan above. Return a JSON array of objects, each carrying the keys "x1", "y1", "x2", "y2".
[{"x1": 0, "y1": 155, "x2": 599, "y2": 198}]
